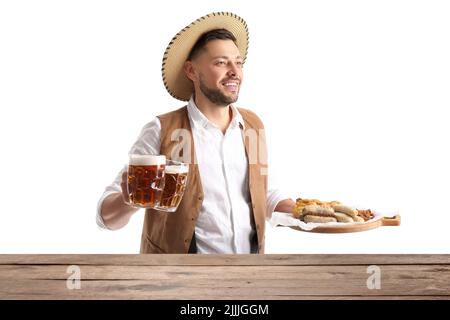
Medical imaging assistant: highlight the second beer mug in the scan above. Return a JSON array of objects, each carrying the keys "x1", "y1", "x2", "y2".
[
  {"x1": 127, "y1": 154, "x2": 166, "y2": 208},
  {"x1": 155, "y1": 160, "x2": 189, "y2": 212}
]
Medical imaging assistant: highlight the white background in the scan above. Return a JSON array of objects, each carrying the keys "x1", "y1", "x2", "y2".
[{"x1": 1, "y1": 0, "x2": 449, "y2": 253}]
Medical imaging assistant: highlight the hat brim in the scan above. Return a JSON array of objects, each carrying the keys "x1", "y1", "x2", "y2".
[{"x1": 162, "y1": 12, "x2": 249, "y2": 101}]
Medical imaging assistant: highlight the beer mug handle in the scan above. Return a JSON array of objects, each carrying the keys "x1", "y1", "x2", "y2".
[
  {"x1": 153, "y1": 164, "x2": 165, "y2": 191},
  {"x1": 151, "y1": 179, "x2": 165, "y2": 192}
]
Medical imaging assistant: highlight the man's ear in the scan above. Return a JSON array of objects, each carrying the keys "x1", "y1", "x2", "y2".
[{"x1": 184, "y1": 60, "x2": 197, "y2": 82}]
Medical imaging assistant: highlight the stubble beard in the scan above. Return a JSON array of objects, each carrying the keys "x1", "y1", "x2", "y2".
[{"x1": 198, "y1": 74, "x2": 239, "y2": 107}]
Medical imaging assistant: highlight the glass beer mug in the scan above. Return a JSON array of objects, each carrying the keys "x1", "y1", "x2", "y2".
[
  {"x1": 155, "y1": 159, "x2": 189, "y2": 212},
  {"x1": 127, "y1": 154, "x2": 166, "y2": 208}
]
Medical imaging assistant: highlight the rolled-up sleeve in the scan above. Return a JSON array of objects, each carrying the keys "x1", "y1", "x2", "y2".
[
  {"x1": 96, "y1": 117, "x2": 162, "y2": 229},
  {"x1": 265, "y1": 165, "x2": 292, "y2": 220},
  {"x1": 96, "y1": 166, "x2": 126, "y2": 229}
]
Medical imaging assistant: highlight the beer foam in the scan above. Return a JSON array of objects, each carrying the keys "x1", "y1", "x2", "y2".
[
  {"x1": 165, "y1": 165, "x2": 189, "y2": 174},
  {"x1": 129, "y1": 154, "x2": 166, "y2": 166}
]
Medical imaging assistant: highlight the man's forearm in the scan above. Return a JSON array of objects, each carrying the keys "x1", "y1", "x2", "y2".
[{"x1": 101, "y1": 193, "x2": 139, "y2": 230}]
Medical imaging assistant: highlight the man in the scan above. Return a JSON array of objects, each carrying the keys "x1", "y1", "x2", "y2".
[{"x1": 97, "y1": 12, "x2": 295, "y2": 253}]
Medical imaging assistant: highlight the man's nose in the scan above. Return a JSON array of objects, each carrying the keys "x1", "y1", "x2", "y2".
[
  {"x1": 227, "y1": 63, "x2": 240, "y2": 77},
  {"x1": 227, "y1": 70, "x2": 236, "y2": 77}
]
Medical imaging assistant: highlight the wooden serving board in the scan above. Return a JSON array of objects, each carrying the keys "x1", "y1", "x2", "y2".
[{"x1": 290, "y1": 214, "x2": 401, "y2": 233}]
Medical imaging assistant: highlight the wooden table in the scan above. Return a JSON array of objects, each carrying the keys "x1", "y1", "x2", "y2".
[{"x1": 1, "y1": 255, "x2": 449, "y2": 299}]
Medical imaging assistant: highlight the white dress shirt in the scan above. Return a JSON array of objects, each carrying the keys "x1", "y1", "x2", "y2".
[{"x1": 97, "y1": 97, "x2": 288, "y2": 253}]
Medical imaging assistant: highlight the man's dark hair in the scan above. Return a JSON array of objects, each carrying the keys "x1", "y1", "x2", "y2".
[{"x1": 187, "y1": 28, "x2": 237, "y2": 61}]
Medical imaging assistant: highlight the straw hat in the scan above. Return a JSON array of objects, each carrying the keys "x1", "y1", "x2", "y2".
[{"x1": 161, "y1": 12, "x2": 249, "y2": 101}]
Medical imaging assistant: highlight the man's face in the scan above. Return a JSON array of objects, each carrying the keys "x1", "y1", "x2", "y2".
[{"x1": 186, "y1": 39, "x2": 243, "y2": 106}]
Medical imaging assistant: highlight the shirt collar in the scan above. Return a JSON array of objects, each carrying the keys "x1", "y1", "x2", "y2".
[{"x1": 187, "y1": 95, "x2": 245, "y2": 130}]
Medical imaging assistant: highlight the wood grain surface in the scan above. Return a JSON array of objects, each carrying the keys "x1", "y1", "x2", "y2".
[{"x1": 1, "y1": 255, "x2": 449, "y2": 299}]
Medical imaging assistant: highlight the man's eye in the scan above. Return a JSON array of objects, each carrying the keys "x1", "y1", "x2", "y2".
[{"x1": 216, "y1": 61, "x2": 226, "y2": 65}]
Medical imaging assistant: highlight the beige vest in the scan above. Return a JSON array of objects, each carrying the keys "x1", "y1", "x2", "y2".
[{"x1": 139, "y1": 106, "x2": 268, "y2": 254}]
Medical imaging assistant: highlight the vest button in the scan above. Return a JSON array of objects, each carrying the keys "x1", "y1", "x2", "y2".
[
  {"x1": 198, "y1": 196, "x2": 203, "y2": 200},
  {"x1": 252, "y1": 204, "x2": 256, "y2": 209}
]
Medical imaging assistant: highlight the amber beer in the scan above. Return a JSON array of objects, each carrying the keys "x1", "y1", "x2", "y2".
[
  {"x1": 127, "y1": 154, "x2": 166, "y2": 208},
  {"x1": 156, "y1": 161, "x2": 189, "y2": 212}
]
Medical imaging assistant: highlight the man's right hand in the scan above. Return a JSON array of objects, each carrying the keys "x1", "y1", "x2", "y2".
[
  {"x1": 100, "y1": 170, "x2": 139, "y2": 230},
  {"x1": 120, "y1": 170, "x2": 131, "y2": 204}
]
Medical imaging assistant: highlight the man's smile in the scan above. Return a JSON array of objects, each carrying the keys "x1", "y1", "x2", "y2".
[{"x1": 221, "y1": 80, "x2": 240, "y2": 92}]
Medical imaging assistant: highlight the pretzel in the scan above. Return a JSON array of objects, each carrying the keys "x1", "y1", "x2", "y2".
[{"x1": 356, "y1": 209, "x2": 374, "y2": 221}]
